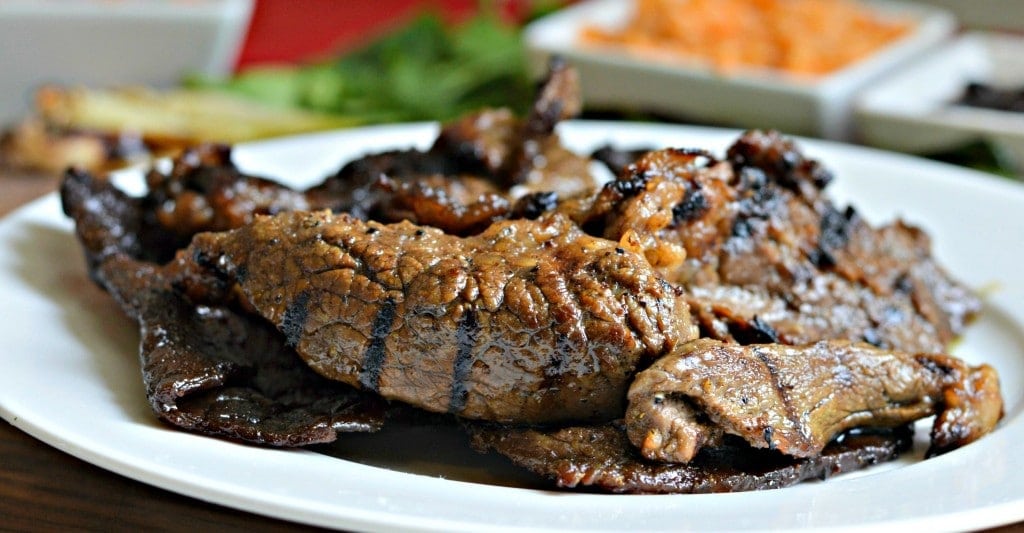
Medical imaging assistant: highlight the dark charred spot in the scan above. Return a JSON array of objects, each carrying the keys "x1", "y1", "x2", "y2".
[
  {"x1": 590, "y1": 145, "x2": 650, "y2": 175},
  {"x1": 730, "y1": 315, "x2": 780, "y2": 345},
  {"x1": 817, "y1": 204, "x2": 857, "y2": 263},
  {"x1": 281, "y1": 291, "x2": 311, "y2": 347},
  {"x1": 191, "y1": 248, "x2": 214, "y2": 269},
  {"x1": 808, "y1": 248, "x2": 836, "y2": 269},
  {"x1": 750, "y1": 316, "x2": 781, "y2": 343},
  {"x1": 894, "y1": 274, "x2": 914, "y2": 294},
  {"x1": 672, "y1": 186, "x2": 709, "y2": 224},
  {"x1": 608, "y1": 170, "x2": 650, "y2": 198},
  {"x1": 512, "y1": 191, "x2": 559, "y2": 220},
  {"x1": 580, "y1": 217, "x2": 607, "y2": 238},
  {"x1": 731, "y1": 217, "x2": 754, "y2": 238},
  {"x1": 358, "y1": 298, "x2": 397, "y2": 392},
  {"x1": 809, "y1": 163, "x2": 834, "y2": 189},
  {"x1": 365, "y1": 227, "x2": 378, "y2": 235},
  {"x1": 449, "y1": 309, "x2": 480, "y2": 414},
  {"x1": 414, "y1": 229, "x2": 425, "y2": 237}
]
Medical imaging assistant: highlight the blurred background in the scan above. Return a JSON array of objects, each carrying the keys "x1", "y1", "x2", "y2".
[{"x1": 1, "y1": 0, "x2": 1022, "y2": 177}]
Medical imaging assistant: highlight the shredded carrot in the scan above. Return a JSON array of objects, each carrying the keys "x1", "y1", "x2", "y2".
[{"x1": 580, "y1": 0, "x2": 913, "y2": 77}]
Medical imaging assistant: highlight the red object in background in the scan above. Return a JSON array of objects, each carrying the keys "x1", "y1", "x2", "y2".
[{"x1": 236, "y1": 0, "x2": 479, "y2": 69}]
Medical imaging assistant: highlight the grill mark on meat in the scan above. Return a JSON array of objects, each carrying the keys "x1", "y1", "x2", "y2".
[
  {"x1": 672, "y1": 185, "x2": 709, "y2": 224},
  {"x1": 449, "y1": 308, "x2": 480, "y2": 414},
  {"x1": 750, "y1": 346, "x2": 793, "y2": 451},
  {"x1": 359, "y1": 298, "x2": 397, "y2": 392},
  {"x1": 281, "y1": 291, "x2": 310, "y2": 347},
  {"x1": 179, "y1": 211, "x2": 694, "y2": 423}
]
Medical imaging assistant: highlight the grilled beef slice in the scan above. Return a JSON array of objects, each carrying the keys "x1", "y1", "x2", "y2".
[
  {"x1": 625, "y1": 339, "x2": 1002, "y2": 463},
  {"x1": 176, "y1": 210, "x2": 697, "y2": 424},
  {"x1": 577, "y1": 133, "x2": 980, "y2": 353},
  {"x1": 470, "y1": 423, "x2": 913, "y2": 494},
  {"x1": 62, "y1": 166, "x2": 386, "y2": 446},
  {"x1": 307, "y1": 57, "x2": 595, "y2": 232}
]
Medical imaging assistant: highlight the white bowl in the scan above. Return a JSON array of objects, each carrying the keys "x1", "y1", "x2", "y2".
[
  {"x1": 523, "y1": 0, "x2": 955, "y2": 140},
  {"x1": 0, "y1": 0, "x2": 253, "y2": 123},
  {"x1": 906, "y1": 0, "x2": 1024, "y2": 31},
  {"x1": 855, "y1": 32, "x2": 1024, "y2": 174}
]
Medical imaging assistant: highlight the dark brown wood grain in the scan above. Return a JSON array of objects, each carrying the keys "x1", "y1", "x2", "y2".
[
  {"x1": 0, "y1": 167, "x2": 326, "y2": 531},
  {"x1": 0, "y1": 419, "x2": 322, "y2": 531}
]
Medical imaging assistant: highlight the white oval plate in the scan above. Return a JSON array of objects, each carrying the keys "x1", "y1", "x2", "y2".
[{"x1": 1, "y1": 122, "x2": 1023, "y2": 532}]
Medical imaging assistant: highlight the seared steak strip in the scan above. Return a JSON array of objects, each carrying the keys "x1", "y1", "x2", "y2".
[
  {"x1": 306, "y1": 57, "x2": 594, "y2": 231},
  {"x1": 925, "y1": 354, "x2": 1004, "y2": 457},
  {"x1": 625, "y1": 338, "x2": 1002, "y2": 463},
  {"x1": 176, "y1": 210, "x2": 698, "y2": 424},
  {"x1": 470, "y1": 422, "x2": 913, "y2": 494},
  {"x1": 576, "y1": 135, "x2": 980, "y2": 354},
  {"x1": 62, "y1": 166, "x2": 386, "y2": 446},
  {"x1": 114, "y1": 61, "x2": 595, "y2": 240},
  {"x1": 145, "y1": 143, "x2": 310, "y2": 245}
]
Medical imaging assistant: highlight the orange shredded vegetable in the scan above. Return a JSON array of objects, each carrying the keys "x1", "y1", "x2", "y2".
[{"x1": 580, "y1": 0, "x2": 913, "y2": 76}]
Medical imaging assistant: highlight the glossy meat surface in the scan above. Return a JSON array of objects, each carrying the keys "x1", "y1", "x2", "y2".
[
  {"x1": 470, "y1": 423, "x2": 912, "y2": 494},
  {"x1": 577, "y1": 133, "x2": 981, "y2": 353},
  {"x1": 179, "y1": 210, "x2": 697, "y2": 423},
  {"x1": 625, "y1": 339, "x2": 1002, "y2": 462},
  {"x1": 58, "y1": 70, "x2": 1001, "y2": 490},
  {"x1": 61, "y1": 169, "x2": 385, "y2": 445}
]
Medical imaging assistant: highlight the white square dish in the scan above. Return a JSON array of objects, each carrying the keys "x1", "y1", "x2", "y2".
[
  {"x1": 906, "y1": 0, "x2": 1024, "y2": 31},
  {"x1": 855, "y1": 32, "x2": 1024, "y2": 174},
  {"x1": 523, "y1": 0, "x2": 955, "y2": 140},
  {"x1": 0, "y1": 0, "x2": 253, "y2": 123}
]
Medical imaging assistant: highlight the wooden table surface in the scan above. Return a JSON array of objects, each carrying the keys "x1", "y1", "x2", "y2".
[
  {"x1": 1, "y1": 166, "x2": 1022, "y2": 532},
  {"x1": 0, "y1": 168, "x2": 324, "y2": 531}
]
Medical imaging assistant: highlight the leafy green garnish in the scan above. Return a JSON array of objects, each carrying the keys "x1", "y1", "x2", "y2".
[{"x1": 186, "y1": 13, "x2": 534, "y2": 125}]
